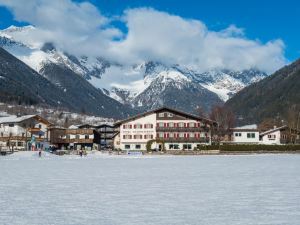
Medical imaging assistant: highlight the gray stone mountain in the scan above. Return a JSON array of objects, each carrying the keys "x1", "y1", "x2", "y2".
[{"x1": 0, "y1": 25, "x2": 268, "y2": 116}]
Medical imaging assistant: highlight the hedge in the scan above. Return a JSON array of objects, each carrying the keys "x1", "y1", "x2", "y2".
[{"x1": 220, "y1": 144, "x2": 300, "y2": 151}]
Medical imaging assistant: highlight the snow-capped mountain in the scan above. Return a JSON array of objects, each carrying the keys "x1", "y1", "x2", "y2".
[{"x1": 0, "y1": 25, "x2": 268, "y2": 114}]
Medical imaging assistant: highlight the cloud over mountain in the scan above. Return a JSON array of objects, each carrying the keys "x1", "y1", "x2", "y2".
[{"x1": 0, "y1": 0, "x2": 287, "y2": 73}]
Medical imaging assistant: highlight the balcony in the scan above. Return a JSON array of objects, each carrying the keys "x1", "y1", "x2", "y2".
[
  {"x1": 51, "y1": 138, "x2": 94, "y2": 144},
  {"x1": 157, "y1": 137, "x2": 210, "y2": 143},
  {"x1": 156, "y1": 127, "x2": 210, "y2": 132},
  {"x1": 65, "y1": 129, "x2": 94, "y2": 135}
]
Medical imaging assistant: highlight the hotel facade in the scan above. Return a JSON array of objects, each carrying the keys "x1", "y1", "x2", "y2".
[{"x1": 114, "y1": 107, "x2": 217, "y2": 151}]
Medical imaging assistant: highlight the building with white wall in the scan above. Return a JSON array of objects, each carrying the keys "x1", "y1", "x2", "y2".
[
  {"x1": 260, "y1": 125, "x2": 300, "y2": 145},
  {"x1": 230, "y1": 124, "x2": 260, "y2": 144},
  {"x1": 0, "y1": 115, "x2": 51, "y2": 150},
  {"x1": 114, "y1": 107, "x2": 217, "y2": 151}
]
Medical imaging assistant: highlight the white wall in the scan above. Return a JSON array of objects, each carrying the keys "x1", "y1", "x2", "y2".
[
  {"x1": 233, "y1": 131, "x2": 260, "y2": 143},
  {"x1": 260, "y1": 130, "x2": 281, "y2": 145}
]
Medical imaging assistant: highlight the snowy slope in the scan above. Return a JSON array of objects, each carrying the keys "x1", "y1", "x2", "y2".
[{"x1": 0, "y1": 25, "x2": 268, "y2": 113}]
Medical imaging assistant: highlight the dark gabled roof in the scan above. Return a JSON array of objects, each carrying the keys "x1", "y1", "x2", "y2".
[{"x1": 114, "y1": 106, "x2": 217, "y2": 126}]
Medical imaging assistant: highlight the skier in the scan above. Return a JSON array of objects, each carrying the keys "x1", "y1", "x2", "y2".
[
  {"x1": 79, "y1": 149, "x2": 83, "y2": 157},
  {"x1": 38, "y1": 150, "x2": 42, "y2": 157}
]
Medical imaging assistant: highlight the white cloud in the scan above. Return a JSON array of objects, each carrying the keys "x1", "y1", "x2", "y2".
[{"x1": 0, "y1": 1, "x2": 287, "y2": 73}]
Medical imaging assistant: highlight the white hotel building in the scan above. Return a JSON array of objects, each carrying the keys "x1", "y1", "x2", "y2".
[{"x1": 114, "y1": 107, "x2": 217, "y2": 151}]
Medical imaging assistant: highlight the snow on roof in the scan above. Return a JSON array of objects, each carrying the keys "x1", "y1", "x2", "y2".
[
  {"x1": 232, "y1": 124, "x2": 258, "y2": 130},
  {"x1": 0, "y1": 115, "x2": 36, "y2": 124},
  {"x1": 260, "y1": 125, "x2": 288, "y2": 136}
]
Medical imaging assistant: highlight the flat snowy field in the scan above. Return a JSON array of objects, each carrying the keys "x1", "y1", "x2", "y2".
[{"x1": 1, "y1": 152, "x2": 300, "y2": 225}]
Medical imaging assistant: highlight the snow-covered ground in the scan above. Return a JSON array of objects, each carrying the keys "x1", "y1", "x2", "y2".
[{"x1": 1, "y1": 153, "x2": 300, "y2": 225}]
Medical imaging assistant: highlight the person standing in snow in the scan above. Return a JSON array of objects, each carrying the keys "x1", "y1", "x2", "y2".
[{"x1": 38, "y1": 150, "x2": 42, "y2": 157}]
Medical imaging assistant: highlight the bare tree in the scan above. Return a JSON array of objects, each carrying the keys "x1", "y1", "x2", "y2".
[{"x1": 209, "y1": 105, "x2": 235, "y2": 141}]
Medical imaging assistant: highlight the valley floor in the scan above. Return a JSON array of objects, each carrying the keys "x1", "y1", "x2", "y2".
[{"x1": 1, "y1": 152, "x2": 300, "y2": 225}]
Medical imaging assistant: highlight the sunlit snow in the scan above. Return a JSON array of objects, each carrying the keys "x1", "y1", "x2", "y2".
[{"x1": 1, "y1": 152, "x2": 300, "y2": 225}]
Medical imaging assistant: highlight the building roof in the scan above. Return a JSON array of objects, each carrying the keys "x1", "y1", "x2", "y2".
[
  {"x1": 0, "y1": 115, "x2": 52, "y2": 125},
  {"x1": 260, "y1": 125, "x2": 288, "y2": 136},
  {"x1": 231, "y1": 124, "x2": 259, "y2": 132},
  {"x1": 114, "y1": 106, "x2": 217, "y2": 126},
  {"x1": 0, "y1": 115, "x2": 36, "y2": 124},
  {"x1": 233, "y1": 124, "x2": 258, "y2": 130}
]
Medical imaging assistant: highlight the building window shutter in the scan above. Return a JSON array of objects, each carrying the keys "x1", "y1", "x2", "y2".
[
  {"x1": 187, "y1": 123, "x2": 189, "y2": 128},
  {"x1": 151, "y1": 124, "x2": 153, "y2": 128}
]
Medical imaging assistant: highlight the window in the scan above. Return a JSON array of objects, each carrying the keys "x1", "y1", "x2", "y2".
[
  {"x1": 125, "y1": 145, "x2": 130, "y2": 150},
  {"x1": 144, "y1": 124, "x2": 153, "y2": 129},
  {"x1": 235, "y1": 133, "x2": 241, "y2": 137},
  {"x1": 123, "y1": 135, "x2": 132, "y2": 139},
  {"x1": 169, "y1": 144, "x2": 180, "y2": 150},
  {"x1": 189, "y1": 122, "x2": 195, "y2": 128},
  {"x1": 22, "y1": 133, "x2": 25, "y2": 137},
  {"x1": 134, "y1": 135, "x2": 143, "y2": 139},
  {"x1": 123, "y1": 124, "x2": 131, "y2": 129},
  {"x1": 169, "y1": 133, "x2": 174, "y2": 138},
  {"x1": 158, "y1": 113, "x2": 165, "y2": 117},
  {"x1": 247, "y1": 133, "x2": 256, "y2": 138},
  {"x1": 1, "y1": 132, "x2": 3, "y2": 137},
  {"x1": 38, "y1": 124, "x2": 42, "y2": 129},
  {"x1": 158, "y1": 133, "x2": 164, "y2": 138},
  {"x1": 158, "y1": 122, "x2": 164, "y2": 127},
  {"x1": 190, "y1": 133, "x2": 195, "y2": 138},
  {"x1": 268, "y1": 135, "x2": 276, "y2": 140},
  {"x1": 167, "y1": 113, "x2": 173, "y2": 117},
  {"x1": 85, "y1": 135, "x2": 89, "y2": 139},
  {"x1": 183, "y1": 144, "x2": 192, "y2": 150},
  {"x1": 8, "y1": 124, "x2": 14, "y2": 127},
  {"x1": 169, "y1": 122, "x2": 174, "y2": 127},
  {"x1": 135, "y1": 144, "x2": 141, "y2": 149},
  {"x1": 144, "y1": 134, "x2": 153, "y2": 139},
  {"x1": 179, "y1": 133, "x2": 184, "y2": 138},
  {"x1": 134, "y1": 124, "x2": 143, "y2": 129},
  {"x1": 178, "y1": 122, "x2": 185, "y2": 128},
  {"x1": 17, "y1": 142, "x2": 23, "y2": 147},
  {"x1": 76, "y1": 135, "x2": 80, "y2": 139}
]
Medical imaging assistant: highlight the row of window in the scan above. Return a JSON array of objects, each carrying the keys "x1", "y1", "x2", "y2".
[
  {"x1": 63, "y1": 135, "x2": 91, "y2": 139},
  {"x1": 123, "y1": 135, "x2": 154, "y2": 140},
  {"x1": 234, "y1": 132, "x2": 256, "y2": 138},
  {"x1": 0, "y1": 132, "x2": 43, "y2": 138},
  {"x1": 123, "y1": 122, "x2": 207, "y2": 129},
  {"x1": 124, "y1": 144, "x2": 198, "y2": 150},
  {"x1": 0, "y1": 124, "x2": 42, "y2": 128},
  {"x1": 122, "y1": 133, "x2": 207, "y2": 140},
  {"x1": 123, "y1": 124, "x2": 153, "y2": 129}
]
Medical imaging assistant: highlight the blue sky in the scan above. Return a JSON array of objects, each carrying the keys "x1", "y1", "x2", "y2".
[{"x1": 0, "y1": 0, "x2": 298, "y2": 69}]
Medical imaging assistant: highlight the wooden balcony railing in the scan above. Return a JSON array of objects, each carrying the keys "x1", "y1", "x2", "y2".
[
  {"x1": 65, "y1": 129, "x2": 94, "y2": 135},
  {"x1": 51, "y1": 138, "x2": 94, "y2": 144}
]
